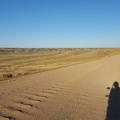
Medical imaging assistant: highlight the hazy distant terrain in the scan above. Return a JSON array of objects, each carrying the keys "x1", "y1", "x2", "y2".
[
  {"x1": 0, "y1": 48, "x2": 120, "y2": 81},
  {"x1": 0, "y1": 48, "x2": 70, "y2": 55}
]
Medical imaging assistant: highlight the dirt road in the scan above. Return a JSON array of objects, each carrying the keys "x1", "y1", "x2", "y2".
[{"x1": 0, "y1": 54, "x2": 120, "y2": 120}]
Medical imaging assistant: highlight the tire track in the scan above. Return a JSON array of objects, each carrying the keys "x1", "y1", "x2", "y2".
[
  {"x1": 0, "y1": 112, "x2": 16, "y2": 120},
  {"x1": 0, "y1": 83, "x2": 68, "y2": 120}
]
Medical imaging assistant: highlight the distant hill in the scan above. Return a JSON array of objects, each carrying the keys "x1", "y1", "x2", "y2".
[{"x1": 0, "y1": 48, "x2": 100, "y2": 55}]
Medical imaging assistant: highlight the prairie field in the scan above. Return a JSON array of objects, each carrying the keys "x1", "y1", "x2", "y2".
[{"x1": 0, "y1": 48, "x2": 120, "y2": 81}]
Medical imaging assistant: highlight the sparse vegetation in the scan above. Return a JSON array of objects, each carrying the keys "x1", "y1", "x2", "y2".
[
  {"x1": 3, "y1": 73, "x2": 13, "y2": 78},
  {"x1": 0, "y1": 48, "x2": 120, "y2": 81}
]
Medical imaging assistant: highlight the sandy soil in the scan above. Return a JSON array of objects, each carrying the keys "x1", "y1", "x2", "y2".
[{"x1": 0, "y1": 54, "x2": 120, "y2": 120}]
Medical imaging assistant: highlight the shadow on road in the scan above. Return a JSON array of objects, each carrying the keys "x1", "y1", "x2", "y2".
[{"x1": 105, "y1": 81, "x2": 120, "y2": 120}]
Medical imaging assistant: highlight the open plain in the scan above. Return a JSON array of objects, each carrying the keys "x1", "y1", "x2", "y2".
[
  {"x1": 0, "y1": 48, "x2": 120, "y2": 120},
  {"x1": 0, "y1": 48, "x2": 120, "y2": 81}
]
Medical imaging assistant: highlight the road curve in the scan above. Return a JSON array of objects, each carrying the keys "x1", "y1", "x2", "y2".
[{"x1": 0, "y1": 54, "x2": 120, "y2": 120}]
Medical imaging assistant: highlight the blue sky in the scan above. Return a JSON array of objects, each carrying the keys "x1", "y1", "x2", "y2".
[{"x1": 0, "y1": 0, "x2": 120, "y2": 48}]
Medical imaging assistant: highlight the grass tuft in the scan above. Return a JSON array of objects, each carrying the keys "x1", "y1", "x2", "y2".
[{"x1": 3, "y1": 73, "x2": 13, "y2": 78}]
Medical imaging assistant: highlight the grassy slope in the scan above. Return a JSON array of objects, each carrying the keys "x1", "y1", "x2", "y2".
[{"x1": 0, "y1": 48, "x2": 120, "y2": 81}]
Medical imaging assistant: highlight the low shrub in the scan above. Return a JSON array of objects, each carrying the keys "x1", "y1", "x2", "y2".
[
  {"x1": 16, "y1": 73, "x2": 22, "y2": 76},
  {"x1": 3, "y1": 73, "x2": 13, "y2": 78}
]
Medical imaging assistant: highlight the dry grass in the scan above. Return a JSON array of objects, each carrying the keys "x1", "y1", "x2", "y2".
[{"x1": 0, "y1": 48, "x2": 120, "y2": 81}]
